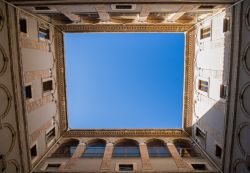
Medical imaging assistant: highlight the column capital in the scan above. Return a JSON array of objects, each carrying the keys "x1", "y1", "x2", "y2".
[{"x1": 139, "y1": 142, "x2": 146, "y2": 146}]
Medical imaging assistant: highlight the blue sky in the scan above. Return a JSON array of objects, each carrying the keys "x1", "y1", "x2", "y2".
[{"x1": 65, "y1": 33, "x2": 184, "y2": 128}]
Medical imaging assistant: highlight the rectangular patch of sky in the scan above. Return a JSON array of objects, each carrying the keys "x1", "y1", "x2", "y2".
[{"x1": 64, "y1": 33, "x2": 184, "y2": 128}]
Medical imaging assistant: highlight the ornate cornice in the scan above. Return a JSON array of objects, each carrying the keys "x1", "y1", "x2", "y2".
[
  {"x1": 63, "y1": 129, "x2": 188, "y2": 137},
  {"x1": 55, "y1": 29, "x2": 68, "y2": 134},
  {"x1": 60, "y1": 24, "x2": 192, "y2": 33},
  {"x1": 183, "y1": 28, "x2": 195, "y2": 135}
]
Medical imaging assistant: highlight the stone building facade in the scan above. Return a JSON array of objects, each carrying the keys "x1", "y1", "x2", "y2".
[{"x1": 0, "y1": 0, "x2": 250, "y2": 172}]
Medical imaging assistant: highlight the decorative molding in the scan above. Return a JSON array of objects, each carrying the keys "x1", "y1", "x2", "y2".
[
  {"x1": 6, "y1": 159, "x2": 20, "y2": 173},
  {"x1": 246, "y1": 1, "x2": 250, "y2": 30},
  {"x1": 183, "y1": 28, "x2": 195, "y2": 134},
  {"x1": 0, "y1": 8, "x2": 4, "y2": 32},
  {"x1": 30, "y1": 118, "x2": 53, "y2": 144},
  {"x1": 64, "y1": 129, "x2": 188, "y2": 138},
  {"x1": 0, "y1": 84, "x2": 12, "y2": 119},
  {"x1": 25, "y1": 94, "x2": 53, "y2": 113},
  {"x1": 60, "y1": 24, "x2": 192, "y2": 33},
  {"x1": 0, "y1": 44, "x2": 8, "y2": 77},
  {"x1": 242, "y1": 42, "x2": 250, "y2": 75},
  {"x1": 0, "y1": 123, "x2": 16, "y2": 156},
  {"x1": 54, "y1": 29, "x2": 68, "y2": 133},
  {"x1": 232, "y1": 159, "x2": 249, "y2": 173},
  {"x1": 236, "y1": 122, "x2": 250, "y2": 156},
  {"x1": 239, "y1": 82, "x2": 250, "y2": 117}
]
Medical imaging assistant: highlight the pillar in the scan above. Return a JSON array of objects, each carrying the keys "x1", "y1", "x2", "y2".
[
  {"x1": 139, "y1": 142, "x2": 153, "y2": 170},
  {"x1": 100, "y1": 142, "x2": 114, "y2": 170},
  {"x1": 167, "y1": 142, "x2": 193, "y2": 171},
  {"x1": 63, "y1": 143, "x2": 86, "y2": 170}
]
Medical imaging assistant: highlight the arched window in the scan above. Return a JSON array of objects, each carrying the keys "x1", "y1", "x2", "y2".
[
  {"x1": 82, "y1": 140, "x2": 106, "y2": 158},
  {"x1": 52, "y1": 139, "x2": 79, "y2": 157},
  {"x1": 113, "y1": 139, "x2": 140, "y2": 157},
  {"x1": 147, "y1": 140, "x2": 171, "y2": 157},
  {"x1": 173, "y1": 139, "x2": 200, "y2": 157}
]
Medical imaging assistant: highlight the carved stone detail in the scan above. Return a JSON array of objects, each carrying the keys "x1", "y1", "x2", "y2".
[
  {"x1": 60, "y1": 24, "x2": 192, "y2": 33},
  {"x1": 64, "y1": 129, "x2": 187, "y2": 138},
  {"x1": 183, "y1": 28, "x2": 195, "y2": 134},
  {"x1": 0, "y1": 8, "x2": 4, "y2": 32},
  {"x1": 0, "y1": 84, "x2": 12, "y2": 119},
  {"x1": 0, "y1": 44, "x2": 8, "y2": 77},
  {"x1": 233, "y1": 159, "x2": 250, "y2": 173},
  {"x1": 246, "y1": 2, "x2": 250, "y2": 30},
  {"x1": 239, "y1": 82, "x2": 250, "y2": 117},
  {"x1": 242, "y1": 42, "x2": 250, "y2": 75},
  {"x1": 0, "y1": 123, "x2": 16, "y2": 156},
  {"x1": 55, "y1": 29, "x2": 68, "y2": 133},
  {"x1": 236, "y1": 122, "x2": 250, "y2": 156}
]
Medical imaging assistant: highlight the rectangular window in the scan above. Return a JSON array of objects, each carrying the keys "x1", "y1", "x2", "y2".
[
  {"x1": 198, "y1": 80, "x2": 208, "y2": 92},
  {"x1": 223, "y1": 18, "x2": 230, "y2": 32},
  {"x1": 25, "y1": 85, "x2": 32, "y2": 99},
  {"x1": 215, "y1": 145, "x2": 222, "y2": 158},
  {"x1": 220, "y1": 84, "x2": 227, "y2": 99},
  {"x1": 30, "y1": 145, "x2": 37, "y2": 159},
  {"x1": 39, "y1": 27, "x2": 50, "y2": 40},
  {"x1": 43, "y1": 80, "x2": 53, "y2": 92},
  {"x1": 119, "y1": 164, "x2": 133, "y2": 171},
  {"x1": 35, "y1": 6, "x2": 50, "y2": 10},
  {"x1": 196, "y1": 127, "x2": 206, "y2": 140},
  {"x1": 46, "y1": 164, "x2": 61, "y2": 171},
  {"x1": 200, "y1": 26, "x2": 211, "y2": 39},
  {"x1": 46, "y1": 127, "x2": 55, "y2": 143},
  {"x1": 19, "y1": 19, "x2": 27, "y2": 33},
  {"x1": 191, "y1": 164, "x2": 207, "y2": 170}
]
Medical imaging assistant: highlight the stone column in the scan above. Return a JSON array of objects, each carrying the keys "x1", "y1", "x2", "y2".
[
  {"x1": 139, "y1": 142, "x2": 153, "y2": 170},
  {"x1": 63, "y1": 143, "x2": 86, "y2": 170},
  {"x1": 166, "y1": 142, "x2": 193, "y2": 171},
  {"x1": 100, "y1": 142, "x2": 114, "y2": 171}
]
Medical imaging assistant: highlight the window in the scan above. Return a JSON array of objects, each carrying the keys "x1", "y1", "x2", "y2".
[
  {"x1": 46, "y1": 164, "x2": 61, "y2": 171},
  {"x1": 119, "y1": 164, "x2": 133, "y2": 171},
  {"x1": 82, "y1": 140, "x2": 106, "y2": 158},
  {"x1": 198, "y1": 80, "x2": 208, "y2": 92},
  {"x1": 147, "y1": 140, "x2": 171, "y2": 157},
  {"x1": 198, "y1": 5, "x2": 214, "y2": 9},
  {"x1": 35, "y1": 6, "x2": 50, "y2": 10},
  {"x1": 43, "y1": 80, "x2": 53, "y2": 92},
  {"x1": 200, "y1": 26, "x2": 211, "y2": 39},
  {"x1": 223, "y1": 18, "x2": 230, "y2": 32},
  {"x1": 113, "y1": 140, "x2": 140, "y2": 157},
  {"x1": 215, "y1": 145, "x2": 222, "y2": 158},
  {"x1": 52, "y1": 140, "x2": 79, "y2": 157},
  {"x1": 39, "y1": 27, "x2": 50, "y2": 40},
  {"x1": 191, "y1": 164, "x2": 207, "y2": 170},
  {"x1": 46, "y1": 127, "x2": 55, "y2": 143},
  {"x1": 196, "y1": 127, "x2": 206, "y2": 140},
  {"x1": 19, "y1": 19, "x2": 27, "y2": 33},
  {"x1": 220, "y1": 84, "x2": 227, "y2": 99},
  {"x1": 30, "y1": 145, "x2": 37, "y2": 159},
  {"x1": 24, "y1": 85, "x2": 32, "y2": 99}
]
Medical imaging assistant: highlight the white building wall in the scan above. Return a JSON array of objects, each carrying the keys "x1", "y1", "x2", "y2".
[{"x1": 192, "y1": 11, "x2": 231, "y2": 169}]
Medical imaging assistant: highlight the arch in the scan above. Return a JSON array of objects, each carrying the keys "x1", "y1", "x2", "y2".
[
  {"x1": 147, "y1": 139, "x2": 171, "y2": 157},
  {"x1": 52, "y1": 139, "x2": 79, "y2": 157},
  {"x1": 82, "y1": 139, "x2": 106, "y2": 158},
  {"x1": 173, "y1": 139, "x2": 200, "y2": 158},
  {"x1": 113, "y1": 139, "x2": 140, "y2": 157},
  {"x1": 113, "y1": 138, "x2": 139, "y2": 145},
  {"x1": 85, "y1": 138, "x2": 107, "y2": 145}
]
